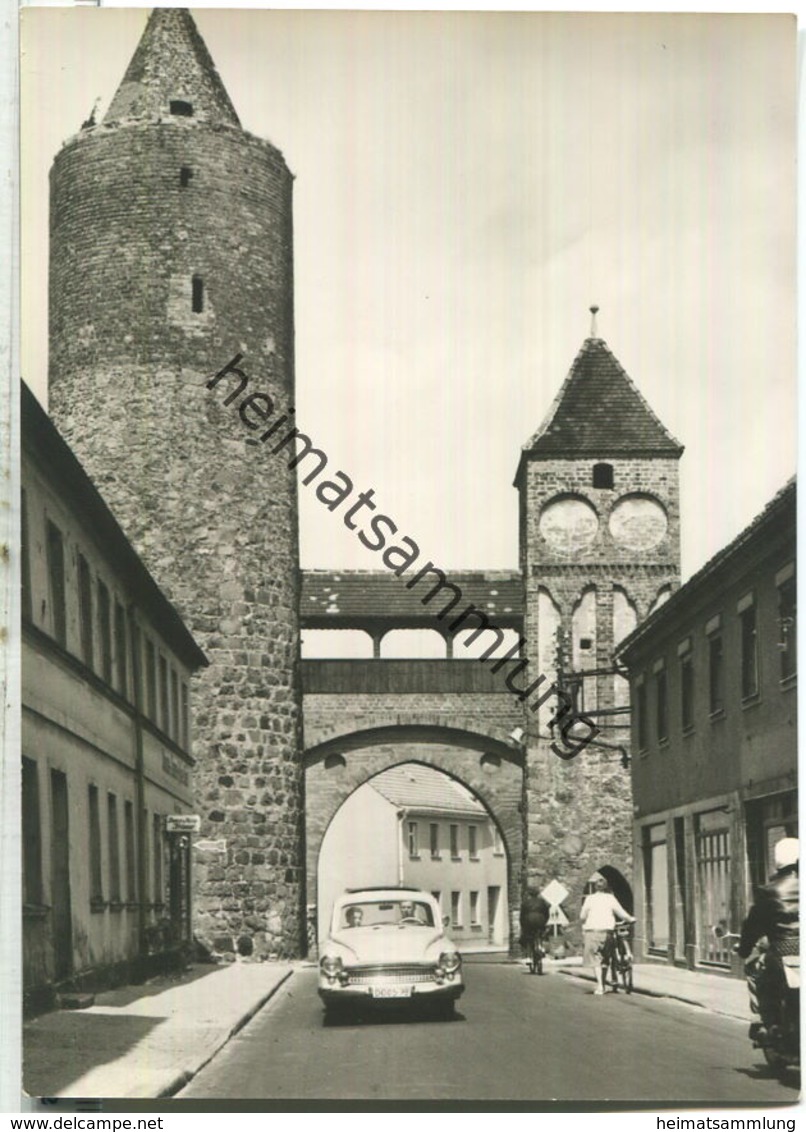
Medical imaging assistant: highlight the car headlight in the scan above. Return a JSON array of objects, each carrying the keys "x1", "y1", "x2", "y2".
[
  {"x1": 439, "y1": 951, "x2": 461, "y2": 974},
  {"x1": 320, "y1": 954, "x2": 343, "y2": 978}
]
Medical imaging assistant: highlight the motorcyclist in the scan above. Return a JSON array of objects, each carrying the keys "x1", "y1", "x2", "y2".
[{"x1": 737, "y1": 836, "x2": 799, "y2": 1042}]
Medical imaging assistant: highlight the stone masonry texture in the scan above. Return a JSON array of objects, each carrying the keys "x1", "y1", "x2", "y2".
[{"x1": 47, "y1": 11, "x2": 304, "y2": 959}]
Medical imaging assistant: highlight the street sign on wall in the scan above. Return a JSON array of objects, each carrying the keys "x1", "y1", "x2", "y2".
[{"x1": 165, "y1": 814, "x2": 201, "y2": 833}]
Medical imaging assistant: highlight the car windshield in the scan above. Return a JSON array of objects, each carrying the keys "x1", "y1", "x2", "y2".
[{"x1": 338, "y1": 899, "x2": 435, "y2": 930}]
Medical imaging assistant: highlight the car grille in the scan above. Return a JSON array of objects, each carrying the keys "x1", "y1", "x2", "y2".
[{"x1": 347, "y1": 965, "x2": 436, "y2": 986}]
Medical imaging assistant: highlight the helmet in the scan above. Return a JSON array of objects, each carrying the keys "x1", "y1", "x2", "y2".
[{"x1": 773, "y1": 837, "x2": 799, "y2": 871}]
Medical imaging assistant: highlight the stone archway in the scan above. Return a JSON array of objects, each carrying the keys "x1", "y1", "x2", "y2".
[{"x1": 304, "y1": 728, "x2": 524, "y2": 955}]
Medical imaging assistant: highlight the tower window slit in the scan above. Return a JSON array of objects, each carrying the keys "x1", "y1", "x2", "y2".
[
  {"x1": 180, "y1": 166, "x2": 193, "y2": 188},
  {"x1": 592, "y1": 462, "x2": 614, "y2": 489},
  {"x1": 170, "y1": 100, "x2": 194, "y2": 117},
  {"x1": 192, "y1": 275, "x2": 204, "y2": 313}
]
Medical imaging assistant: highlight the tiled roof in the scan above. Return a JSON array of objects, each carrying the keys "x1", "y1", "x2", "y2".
[
  {"x1": 300, "y1": 570, "x2": 523, "y2": 627},
  {"x1": 521, "y1": 337, "x2": 684, "y2": 460},
  {"x1": 369, "y1": 765, "x2": 486, "y2": 817},
  {"x1": 616, "y1": 477, "x2": 796, "y2": 658}
]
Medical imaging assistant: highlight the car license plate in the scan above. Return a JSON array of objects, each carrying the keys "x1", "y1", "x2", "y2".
[{"x1": 371, "y1": 986, "x2": 412, "y2": 999}]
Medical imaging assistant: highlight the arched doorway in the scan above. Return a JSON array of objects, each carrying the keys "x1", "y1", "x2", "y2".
[{"x1": 304, "y1": 735, "x2": 522, "y2": 955}]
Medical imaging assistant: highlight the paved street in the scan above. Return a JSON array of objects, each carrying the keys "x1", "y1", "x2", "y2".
[{"x1": 179, "y1": 959, "x2": 798, "y2": 1103}]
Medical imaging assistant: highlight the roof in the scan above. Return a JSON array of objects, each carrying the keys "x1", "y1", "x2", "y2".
[
  {"x1": 369, "y1": 765, "x2": 487, "y2": 818},
  {"x1": 301, "y1": 570, "x2": 523, "y2": 628},
  {"x1": 104, "y1": 8, "x2": 241, "y2": 128},
  {"x1": 22, "y1": 382, "x2": 208, "y2": 671},
  {"x1": 616, "y1": 477, "x2": 796, "y2": 660},
  {"x1": 516, "y1": 336, "x2": 683, "y2": 480}
]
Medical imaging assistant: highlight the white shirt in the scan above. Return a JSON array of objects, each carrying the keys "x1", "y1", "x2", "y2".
[{"x1": 580, "y1": 891, "x2": 632, "y2": 931}]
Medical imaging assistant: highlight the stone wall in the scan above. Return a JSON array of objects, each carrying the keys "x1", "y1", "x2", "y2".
[{"x1": 47, "y1": 116, "x2": 305, "y2": 959}]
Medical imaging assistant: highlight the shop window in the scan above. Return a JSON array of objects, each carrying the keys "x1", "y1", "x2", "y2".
[{"x1": 643, "y1": 823, "x2": 669, "y2": 952}]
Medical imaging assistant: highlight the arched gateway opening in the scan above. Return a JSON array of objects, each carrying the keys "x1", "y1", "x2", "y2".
[{"x1": 304, "y1": 733, "x2": 523, "y2": 955}]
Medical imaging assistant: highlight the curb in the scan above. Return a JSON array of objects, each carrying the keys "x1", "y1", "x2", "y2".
[
  {"x1": 158, "y1": 967, "x2": 295, "y2": 1098},
  {"x1": 558, "y1": 967, "x2": 750, "y2": 1022}
]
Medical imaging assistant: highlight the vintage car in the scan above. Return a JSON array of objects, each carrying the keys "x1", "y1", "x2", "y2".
[{"x1": 318, "y1": 887, "x2": 464, "y2": 1019}]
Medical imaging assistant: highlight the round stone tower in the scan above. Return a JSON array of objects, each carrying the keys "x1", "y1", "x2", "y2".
[{"x1": 47, "y1": 9, "x2": 305, "y2": 958}]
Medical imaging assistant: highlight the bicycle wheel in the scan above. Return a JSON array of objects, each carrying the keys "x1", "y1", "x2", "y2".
[{"x1": 618, "y1": 944, "x2": 633, "y2": 994}]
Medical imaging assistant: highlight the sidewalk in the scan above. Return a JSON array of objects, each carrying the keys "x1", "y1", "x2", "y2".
[
  {"x1": 556, "y1": 960, "x2": 753, "y2": 1022},
  {"x1": 23, "y1": 962, "x2": 293, "y2": 1100}
]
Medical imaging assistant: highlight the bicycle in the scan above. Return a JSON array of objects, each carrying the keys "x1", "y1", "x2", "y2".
[
  {"x1": 602, "y1": 922, "x2": 633, "y2": 994},
  {"x1": 523, "y1": 926, "x2": 547, "y2": 975}
]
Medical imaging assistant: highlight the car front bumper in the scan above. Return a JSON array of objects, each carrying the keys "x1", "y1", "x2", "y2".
[{"x1": 318, "y1": 967, "x2": 464, "y2": 1004}]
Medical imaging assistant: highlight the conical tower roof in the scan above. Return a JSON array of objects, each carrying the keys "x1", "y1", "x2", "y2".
[
  {"x1": 521, "y1": 334, "x2": 683, "y2": 462},
  {"x1": 103, "y1": 8, "x2": 240, "y2": 127}
]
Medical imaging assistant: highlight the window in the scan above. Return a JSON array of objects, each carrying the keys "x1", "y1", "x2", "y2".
[
  {"x1": 88, "y1": 785, "x2": 103, "y2": 904},
  {"x1": 21, "y1": 489, "x2": 31, "y2": 621},
  {"x1": 654, "y1": 663, "x2": 668, "y2": 742},
  {"x1": 707, "y1": 617, "x2": 724, "y2": 715},
  {"x1": 451, "y1": 891, "x2": 462, "y2": 927},
  {"x1": 181, "y1": 682, "x2": 190, "y2": 749},
  {"x1": 192, "y1": 275, "x2": 204, "y2": 313},
  {"x1": 643, "y1": 823, "x2": 669, "y2": 952},
  {"x1": 115, "y1": 601, "x2": 128, "y2": 697},
  {"x1": 429, "y1": 823, "x2": 440, "y2": 858},
  {"x1": 739, "y1": 595, "x2": 758, "y2": 699},
  {"x1": 159, "y1": 656, "x2": 170, "y2": 734},
  {"x1": 778, "y1": 569, "x2": 797, "y2": 680},
  {"x1": 98, "y1": 581, "x2": 112, "y2": 683},
  {"x1": 145, "y1": 639, "x2": 157, "y2": 721},
  {"x1": 22, "y1": 757, "x2": 42, "y2": 905},
  {"x1": 124, "y1": 801, "x2": 136, "y2": 903},
  {"x1": 450, "y1": 824, "x2": 459, "y2": 858},
  {"x1": 592, "y1": 462, "x2": 614, "y2": 489},
  {"x1": 636, "y1": 679, "x2": 648, "y2": 750},
  {"x1": 170, "y1": 100, "x2": 193, "y2": 117},
  {"x1": 408, "y1": 821, "x2": 418, "y2": 858},
  {"x1": 179, "y1": 166, "x2": 193, "y2": 187},
  {"x1": 170, "y1": 669, "x2": 180, "y2": 742},
  {"x1": 493, "y1": 826, "x2": 504, "y2": 855},
  {"x1": 108, "y1": 794, "x2": 121, "y2": 904},
  {"x1": 470, "y1": 890, "x2": 480, "y2": 925},
  {"x1": 153, "y1": 814, "x2": 163, "y2": 904},
  {"x1": 78, "y1": 555, "x2": 94, "y2": 668},
  {"x1": 680, "y1": 647, "x2": 694, "y2": 732},
  {"x1": 46, "y1": 520, "x2": 66, "y2": 646},
  {"x1": 468, "y1": 825, "x2": 479, "y2": 859}
]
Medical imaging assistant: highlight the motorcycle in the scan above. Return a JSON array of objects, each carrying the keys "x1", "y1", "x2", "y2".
[{"x1": 715, "y1": 924, "x2": 800, "y2": 1080}]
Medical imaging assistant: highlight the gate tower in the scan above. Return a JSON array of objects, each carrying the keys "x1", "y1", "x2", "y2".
[{"x1": 516, "y1": 312, "x2": 683, "y2": 937}]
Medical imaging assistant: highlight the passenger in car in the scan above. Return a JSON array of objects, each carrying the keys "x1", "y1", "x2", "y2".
[{"x1": 345, "y1": 906, "x2": 364, "y2": 928}]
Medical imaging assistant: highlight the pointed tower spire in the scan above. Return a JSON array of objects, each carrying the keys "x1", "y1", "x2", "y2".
[{"x1": 104, "y1": 8, "x2": 240, "y2": 127}]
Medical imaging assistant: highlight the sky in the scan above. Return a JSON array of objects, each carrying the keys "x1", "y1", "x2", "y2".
[{"x1": 20, "y1": 7, "x2": 797, "y2": 582}]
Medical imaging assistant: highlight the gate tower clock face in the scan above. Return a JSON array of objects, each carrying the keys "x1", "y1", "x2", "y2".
[
  {"x1": 609, "y1": 495, "x2": 667, "y2": 550},
  {"x1": 539, "y1": 497, "x2": 599, "y2": 553}
]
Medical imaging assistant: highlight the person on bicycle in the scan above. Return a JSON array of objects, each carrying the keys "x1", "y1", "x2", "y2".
[
  {"x1": 580, "y1": 875, "x2": 635, "y2": 995},
  {"x1": 737, "y1": 837, "x2": 799, "y2": 1040},
  {"x1": 520, "y1": 888, "x2": 550, "y2": 959}
]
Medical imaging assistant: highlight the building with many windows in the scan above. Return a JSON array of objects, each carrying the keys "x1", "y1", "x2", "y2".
[
  {"x1": 22, "y1": 383, "x2": 208, "y2": 1011},
  {"x1": 616, "y1": 480, "x2": 796, "y2": 975},
  {"x1": 316, "y1": 764, "x2": 508, "y2": 948}
]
